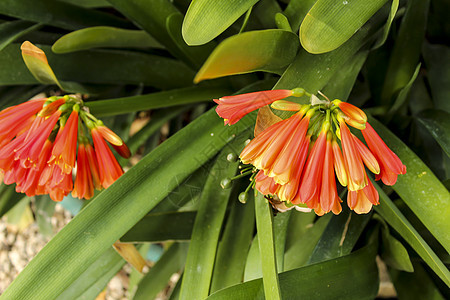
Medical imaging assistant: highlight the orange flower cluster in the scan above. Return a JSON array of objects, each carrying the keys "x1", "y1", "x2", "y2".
[
  {"x1": 0, "y1": 96, "x2": 130, "y2": 201},
  {"x1": 214, "y1": 89, "x2": 406, "y2": 215}
]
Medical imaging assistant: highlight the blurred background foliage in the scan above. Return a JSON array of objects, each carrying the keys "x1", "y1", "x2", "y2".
[{"x1": 0, "y1": 0, "x2": 449, "y2": 299}]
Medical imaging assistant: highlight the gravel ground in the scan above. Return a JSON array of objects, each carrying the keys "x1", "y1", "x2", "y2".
[{"x1": 0, "y1": 203, "x2": 129, "y2": 299}]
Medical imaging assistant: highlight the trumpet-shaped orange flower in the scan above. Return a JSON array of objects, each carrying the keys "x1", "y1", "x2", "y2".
[
  {"x1": 72, "y1": 143, "x2": 94, "y2": 200},
  {"x1": 339, "y1": 120, "x2": 367, "y2": 191},
  {"x1": 91, "y1": 128, "x2": 124, "y2": 189},
  {"x1": 362, "y1": 122, "x2": 406, "y2": 185},
  {"x1": 214, "y1": 88, "x2": 405, "y2": 216},
  {"x1": 214, "y1": 89, "x2": 294, "y2": 125},
  {"x1": 0, "y1": 96, "x2": 130, "y2": 201},
  {"x1": 48, "y1": 109, "x2": 79, "y2": 174}
]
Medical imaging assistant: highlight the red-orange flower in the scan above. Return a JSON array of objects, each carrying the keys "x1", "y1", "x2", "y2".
[
  {"x1": 48, "y1": 108, "x2": 79, "y2": 174},
  {"x1": 362, "y1": 122, "x2": 406, "y2": 185},
  {"x1": 214, "y1": 89, "x2": 294, "y2": 125},
  {"x1": 0, "y1": 96, "x2": 130, "y2": 202},
  {"x1": 214, "y1": 89, "x2": 405, "y2": 216},
  {"x1": 72, "y1": 143, "x2": 94, "y2": 200},
  {"x1": 91, "y1": 128, "x2": 124, "y2": 188},
  {"x1": 339, "y1": 120, "x2": 367, "y2": 191},
  {"x1": 347, "y1": 177, "x2": 379, "y2": 214}
]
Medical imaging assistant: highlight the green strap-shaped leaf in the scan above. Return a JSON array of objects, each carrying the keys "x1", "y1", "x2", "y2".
[
  {"x1": 0, "y1": 0, "x2": 130, "y2": 30},
  {"x1": 207, "y1": 244, "x2": 379, "y2": 299},
  {"x1": 417, "y1": 109, "x2": 450, "y2": 157},
  {"x1": 255, "y1": 193, "x2": 281, "y2": 300},
  {"x1": 300, "y1": 0, "x2": 388, "y2": 54},
  {"x1": 85, "y1": 86, "x2": 232, "y2": 117},
  {"x1": 372, "y1": 0, "x2": 399, "y2": 49},
  {"x1": 369, "y1": 117, "x2": 450, "y2": 254},
  {"x1": 284, "y1": 0, "x2": 316, "y2": 32},
  {"x1": 56, "y1": 247, "x2": 126, "y2": 300},
  {"x1": 179, "y1": 148, "x2": 240, "y2": 300},
  {"x1": 386, "y1": 63, "x2": 421, "y2": 121},
  {"x1": 134, "y1": 243, "x2": 188, "y2": 300},
  {"x1": 118, "y1": 107, "x2": 190, "y2": 165},
  {"x1": 0, "y1": 43, "x2": 195, "y2": 89},
  {"x1": 389, "y1": 262, "x2": 446, "y2": 299},
  {"x1": 380, "y1": 226, "x2": 414, "y2": 272},
  {"x1": 422, "y1": 43, "x2": 450, "y2": 113},
  {"x1": 284, "y1": 213, "x2": 332, "y2": 271},
  {"x1": 0, "y1": 108, "x2": 253, "y2": 300},
  {"x1": 107, "y1": 0, "x2": 211, "y2": 68},
  {"x1": 194, "y1": 29, "x2": 299, "y2": 83},
  {"x1": 210, "y1": 193, "x2": 255, "y2": 292},
  {"x1": 52, "y1": 26, "x2": 162, "y2": 53},
  {"x1": 0, "y1": 20, "x2": 42, "y2": 52},
  {"x1": 121, "y1": 211, "x2": 196, "y2": 243},
  {"x1": 308, "y1": 209, "x2": 371, "y2": 264},
  {"x1": 374, "y1": 183, "x2": 450, "y2": 286},
  {"x1": 273, "y1": 211, "x2": 291, "y2": 272},
  {"x1": 275, "y1": 7, "x2": 386, "y2": 93},
  {"x1": 182, "y1": 0, "x2": 259, "y2": 46},
  {"x1": 381, "y1": 0, "x2": 430, "y2": 104}
]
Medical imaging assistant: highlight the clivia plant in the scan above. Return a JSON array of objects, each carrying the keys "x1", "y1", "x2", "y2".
[{"x1": 0, "y1": 0, "x2": 448, "y2": 299}]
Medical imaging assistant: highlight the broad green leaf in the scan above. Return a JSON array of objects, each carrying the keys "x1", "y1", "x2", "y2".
[
  {"x1": 380, "y1": 227, "x2": 414, "y2": 272},
  {"x1": 389, "y1": 262, "x2": 446, "y2": 300},
  {"x1": 308, "y1": 209, "x2": 371, "y2": 264},
  {"x1": 166, "y1": 13, "x2": 215, "y2": 69},
  {"x1": 283, "y1": 213, "x2": 332, "y2": 271},
  {"x1": 275, "y1": 7, "x2": 386, "y2": 93},
  {"x1": 322, "y1": 50, "x2": 370, "y2": 100},
  {"x1": 107, "y1": 0, "x2": 211, "y2": 68},
  {"x1": 300, "y1": 0, "x2": 388, "y2": 54},
  {"x1": 52, "y1": 26, "x2": 162, "y2": 53},
  {"x1": 207, "y1": 244, "x2": 379, "y2": 300},
  {"x1": 121, "y1": 211, "x2": 196, "y2": 243},
  {"x1": 369, "y1": 117, "x2": 450, "y2": 254},
  {"x1": 255, "y1": 193, "x2": 281, "y2": 300},
  {"x1": 1, "y1": 108, "x2": 253, "y2": 300},
  {"x1": 182, "y1": 0, "x2": 259, "y2": 45},
  {"x1": 386, "y1": 63, "x2": 421, "y2": 120},
  {"x1": 0, "y1": 20, "x2": 42, "y2": 52},
  {"x1": 423, "y1": 43, "x2": 450, "y2": 113},
  {"x1": 244, "y1": 234, "x2": 262, "y2": 281},
  {"x1": 34, "y1": 195, "x2": 56, "y2": 238},
  {"x1": 0, "y1": 184, "x2": 25, "y2": 218},
  {"x1": 374, "y1": 182, "x2": 450, "y2": 286},
  {"x1": 85, "y1": 86, "x2": 231, "y2": 117},
  {"x1": 253, "y1": 0, "x2": 282, "y2": 29},
  {"x1": 210, "y1": 195, "x2": 255, "y2": 292},
  {"x1": 150, "y1": 166, "x2": 210, "y2": 214},
  {"x1": 275, "y1": 13, "x2": 293, "y2": 31},
  {"x1": 56, "y1": 247, "x2": 126, "y2": 300},
  {"x1": 273, "y1": 211, "x2": 291, "y2": 271},
  {"x1": 59, "y1": 0, "x2": 110, "y2": 8},
  {"x1": 372, "y1": 0, "x2": 399, "y2": 49},
  {"x1": 417, "y1": 109, "x2": 450, "y2": 157},
  {"x1": 284, "y1": 0, "x2": 316, "y2": 32},
  {"x1": 284, "y1": 211, "x2": 316, "y2": 251},
  {"x1": 0, "y1": 43, "x2": 195, "y2": 89},
  {"x1": 381, "y1": 0, "x2": 430, "y2": 104},
  {"x1": 0, "y1": 0, "x2": 130, "y2": 30},
  {"x1": 134, "y1": 243, "x2": 188, "y2": 300},
  {"x1": 194, "y1": 29, "x2": 299, "y2": 83},
  {"x1": 118, "y1": 107, "x2": 190, "y2": 165},
  {"x1": 179, "y1": 147, "x2": 240, "y2": 300}
]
